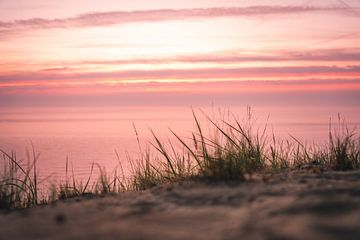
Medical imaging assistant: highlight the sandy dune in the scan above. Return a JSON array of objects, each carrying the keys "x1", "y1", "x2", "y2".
[{"x1": 0, "y1": 170, "x2": 359, "y2": 240}]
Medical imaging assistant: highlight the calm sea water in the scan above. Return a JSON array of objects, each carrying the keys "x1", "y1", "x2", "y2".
[{"x1": 0, "y1": 105, "x2": 359, "y2": 184}]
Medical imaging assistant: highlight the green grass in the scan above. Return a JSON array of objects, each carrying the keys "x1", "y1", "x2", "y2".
[
  {"x1": 328, "y1": 116, "x2": 360, "y2": 170},
  {"x1": 0, "y1": 109, "x2": 359, "y2": 209},
  {"x1": 0, "y1": 146, "x2": 39, "y2": 209}
]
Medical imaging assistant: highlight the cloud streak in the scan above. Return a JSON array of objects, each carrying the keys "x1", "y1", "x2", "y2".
[
  {"x1": 1, "y1": 65, "x2": 359, "y2": 84},
  {"x1": 2, "y1": 78, "x2": 359, "y2": 91},
  {"x1": 78, "y1": 48, "x2": 360, "y2": 65},
  {"x1": 0, "y1": 6, "x2": 349, "y2": 32},
  {"x1": 2, "y1": 48, "x2": 358, "y2": 73}
]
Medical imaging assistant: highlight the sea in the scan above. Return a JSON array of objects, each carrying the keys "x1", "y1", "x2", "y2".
[{"x1": 0, "y1": 105, "x2": 359, "y2": 186}]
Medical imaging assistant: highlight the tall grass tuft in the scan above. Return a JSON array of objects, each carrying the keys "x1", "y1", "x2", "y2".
[
  {"x1": 0, "y1": 147, "x2": 39, "y2": 209},
  {"x1": 152, "y1": 108, "x2": 268, "y2": 181},
  {"x1": 149, "y1": 109, "x2": 359, "y2": 181},
  {"x1": 57, "y1": 157, "x2": 95, "y2": 200},
  {"x1": 328, "y1": 115, "x2": 360, "y2": 170},
  {"x1": 130, "y1": 147, "x2": 165, "y2": 190}
]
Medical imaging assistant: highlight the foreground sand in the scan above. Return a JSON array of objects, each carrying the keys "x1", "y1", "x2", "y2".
[{"x1": 0, "y1": 170, "x2": 359, "y2": 240}]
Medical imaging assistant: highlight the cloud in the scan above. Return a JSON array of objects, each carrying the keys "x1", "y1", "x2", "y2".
[
  {"x1": 2, "y1": 48, "x2": 359, "y2": 75},
  {"x1": 77, "y1": 48, "x2": 360, "y2": 65},
  {"x1": 2, "y1": 77, "x2": 358, "y2": 89},
  {"x1": 1, "y1": 65, "x2": 359, "y2": 84},
  {"x1": 0, "y1": 5, "x2": 348, "y2": 32},
  {"x1": 34, "y1": 78, "x2": 360, "y2": 94}
]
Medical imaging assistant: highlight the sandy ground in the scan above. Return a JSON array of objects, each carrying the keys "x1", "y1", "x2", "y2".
[{"x1": 0, "y1": 170, "x2": 359, "y2": 240}]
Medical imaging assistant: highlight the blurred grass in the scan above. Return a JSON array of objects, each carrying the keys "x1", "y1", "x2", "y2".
[{"x1": 0, "y1": 109, "x2": 359, "y2": 209}]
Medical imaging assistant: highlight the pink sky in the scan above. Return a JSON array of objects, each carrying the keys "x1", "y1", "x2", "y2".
[{"x1": 0, "y1": 0, "x2": 360, "y2": 107}]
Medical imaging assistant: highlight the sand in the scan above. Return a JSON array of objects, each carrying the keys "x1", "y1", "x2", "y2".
[{"x1": 0, "y1": 169, "x2": 359, "y2": 240}]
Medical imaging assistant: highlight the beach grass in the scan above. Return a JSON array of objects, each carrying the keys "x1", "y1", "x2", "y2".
[
  {"x1": 0, "y1": 109, "x2": 359, "y2": 209},
  {"x1": 0, "y1": 146, "x2": 39, "y2": 209}
]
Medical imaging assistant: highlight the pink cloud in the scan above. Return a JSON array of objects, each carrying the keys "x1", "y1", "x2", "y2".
[
  {"x1": 77, "y1": 48, "x2": 360, "y2": 65},
  {"x1": 0, "y1": 6, "x2": 349, "y2": 33},
  {"x1": 1, "y1": 65, "x2": 359, "y2": 84}
]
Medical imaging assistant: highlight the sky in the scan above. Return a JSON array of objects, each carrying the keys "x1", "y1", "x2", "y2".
[{"x1": 0, "y1": 0, "x2": 360, "y2": 107}]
